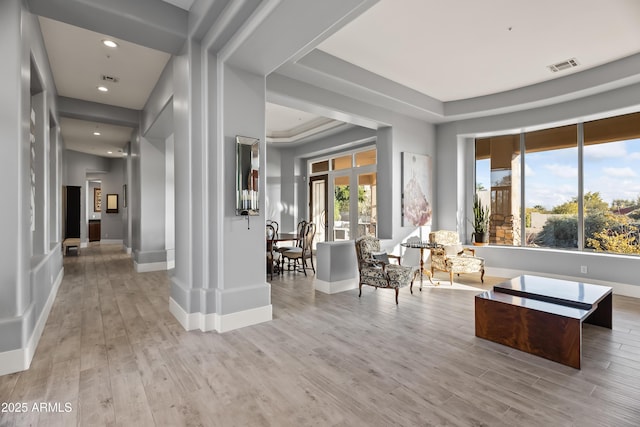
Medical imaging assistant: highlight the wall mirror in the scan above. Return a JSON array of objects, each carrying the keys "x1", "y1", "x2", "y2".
[
  {"x1": 236, "y1": 135, "x2": 259, "y2": 216},
  {"x1": 106, "y1": 193, "x2": 119, "y2": 213}
]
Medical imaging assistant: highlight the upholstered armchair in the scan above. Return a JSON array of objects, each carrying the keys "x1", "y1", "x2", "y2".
[
  {"x1": 429, "y1": 230, "x2": 485, "y2": 285},
  {"x1": 354, "y1": 235, "x2": 417, "y2": 304}
]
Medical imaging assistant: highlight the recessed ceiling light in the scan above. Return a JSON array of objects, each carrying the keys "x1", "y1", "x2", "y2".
[
  {"x1": 102, "y1": 39, "x2": 118, "y2": 48},
  {"x1": 98, "y1": 86, "x2": 108, "y2": 92},
  {"x1": 93, "y1": 131, "x2": 101, "y2": 136},
  {"x1": 107, "y1": 151, "x2": 113, "y2": 154}
]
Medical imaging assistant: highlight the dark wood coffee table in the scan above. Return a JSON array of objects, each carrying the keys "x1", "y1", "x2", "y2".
[{"x1": 475, "y1": 275, "x2": 612, "y2": 369}]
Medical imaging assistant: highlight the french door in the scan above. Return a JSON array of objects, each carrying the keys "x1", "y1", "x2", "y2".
[
  {"x1": 309, "y1": 168, "x2": 377, "y2": 242},
  {"x1": 309, "y1": 175, "x2": 328, "y2": 249}
]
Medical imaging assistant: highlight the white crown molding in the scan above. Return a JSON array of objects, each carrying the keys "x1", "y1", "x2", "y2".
[
  {"x1": 275, "y1": 49, "x2": 640, "y2": 125},
  {"x1": 266, "y1": 118, "x2": 347, "y2": 143}
]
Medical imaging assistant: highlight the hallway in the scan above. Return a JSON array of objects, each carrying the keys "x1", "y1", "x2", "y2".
[{"x1": 1, "y1": 245, "x2": 640, "y2": 426}]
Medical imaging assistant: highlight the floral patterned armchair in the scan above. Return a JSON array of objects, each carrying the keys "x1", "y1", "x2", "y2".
[
  {"x1": 429, "y1": 230, "x2": 485, "y2": 285},
  {"x1": 354, "y1": 235, "x2": 417, "y2": 304}
]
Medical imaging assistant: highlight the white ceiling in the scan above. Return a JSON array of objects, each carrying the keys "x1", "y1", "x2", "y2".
[
  {"x1": 39, "y1": 16, "x2": 171, "y2": 157},
  {"x1": 60, "y1": 117, "x2": 132, "y2": 158},
  {"x1": 160, "y1": 0, "x2": 194, "y2": 11},
  {"x1": 39, "y1": 17, "x2": 171, "y2": 110},
  {"x1": 318, "y1": 0, "x2": 640, "y2": 102},
  {"x1": 38, "y1": 0, "x2": 640, "y2": 156}
]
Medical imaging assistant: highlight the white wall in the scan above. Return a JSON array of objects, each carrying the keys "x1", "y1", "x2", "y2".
[
  {"x1": 65, "y1": 150, "x2": 123, "y2": 243},
  {"x1": 134, "y1": 135, "x2": 168, "y2": 269},
  {"x1": 0, "y1": 0, "x2": 64, "y2": 375},
  {"x1": 165, "y1": 134, "x2": 175, "y2": 267}
]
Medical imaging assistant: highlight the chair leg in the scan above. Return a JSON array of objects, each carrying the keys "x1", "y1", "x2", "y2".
[
  {"x1": 309, "y1": 255, "x2": 315, "y2": 273},
  {"x1": 395, "y1": 287, "x2": 399, "y2": 304},
  {"x1": 449, "y1": 271, "x2": 454, "y2": 285},
  {"x1": 301, "y1": 258, "x2": 307, "y2": 276},
  {"x1": 359, "y1": 283, "x2": 362, "y2": 298},
  {"x1": 481, "y1": 268, "x2": 485, "y2": 283}
]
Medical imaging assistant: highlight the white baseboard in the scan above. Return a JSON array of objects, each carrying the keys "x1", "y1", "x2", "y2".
[
  {"x1": 80, "y1": 242, "x2": 88, "y2": 248},
  {"x1": 0, "y1": 349, "x2": 26, "y2": 377},
  {"x1": 169, "y1": 298, "x2": 272, "y2": 333},
  {"x1": 169, "y1": 298, "x2": 203, "y2": 331},
  {"x1": 134, "y1": 260, "x2": 168, "y2": 273},
  {"x1": 314, "y1": 278, "x2": 358, "y2": 294},
  {"x1": 486, "y1": 267, "x2": 640, "y2": 299},
  {"x1": 125, "y1": 247, "x2": 132, "y2": 255},
  {"x1": 215, "y1": 305, "x2": 272, "y2": 332},
  {"x1": 0, "y1": 267, "x2": 64, "y2": 376}
]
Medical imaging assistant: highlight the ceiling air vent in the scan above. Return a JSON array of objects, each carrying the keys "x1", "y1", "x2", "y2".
[
  {"x1": 101, "y1": 74, "x2": 119, "y2": 83},
  {"x1": 548, "y1": 58, "x2": 579, "y2": 73}
]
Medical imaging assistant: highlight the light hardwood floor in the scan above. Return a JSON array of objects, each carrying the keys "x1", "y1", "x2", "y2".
[{"x1": 2, "y1": 244, "x2": 640, "y2": 426}]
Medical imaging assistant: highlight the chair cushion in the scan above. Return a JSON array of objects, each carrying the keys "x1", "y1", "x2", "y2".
[
  {"x1": 430, "y1": 230, "x2": 460, "y2": 246},
  {"x1": 443, "y1": 244, "x2": 463, "y2": 256},
  {"x1": 360, "y1": 264, "x2": 413, "y2": 288},
  {"x1": 372, "y1": 251, "x2": 390, "y2": 264},
  {"x1": 446, "y1": 255, "x2": 484, "y2": 274},
  {"x1": 282, "y1": 247, "x2": 303, "y2": 258}
]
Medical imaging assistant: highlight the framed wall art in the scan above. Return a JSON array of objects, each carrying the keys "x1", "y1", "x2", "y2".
[
  {"x1": 94, "y1": 188, "x2": 102, "y2": 212},
  {"x1": 401, "y1": 152, "x2": 433, "y2": 227}
]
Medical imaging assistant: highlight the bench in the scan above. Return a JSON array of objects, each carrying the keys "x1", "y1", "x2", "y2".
[
  {"x1": 62, "y1": 238, "x2": 81, "y2": 255},
  {"x1": 475, "y1": 275, "x2": 612, "y2": 369}
]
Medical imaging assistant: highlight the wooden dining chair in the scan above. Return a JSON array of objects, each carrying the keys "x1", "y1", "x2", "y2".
[
  {"x1": 266, "y1": 224, "x2": 281, "y2": 280},
  {"x1": 278, "y1": 219, "x2": 307, "y2": 270},
  {"x1": 282, "y1": 222, "x2": 316, "y2": 276},
  {"x1": 267, "y1": 219, "x2": 280, "y2": 252}
]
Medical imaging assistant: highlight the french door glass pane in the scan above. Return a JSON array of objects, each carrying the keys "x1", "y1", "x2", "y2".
[
  {"x1": 357, "y1": 172, "x2": 376, "y2": 238},
  {"x1": 333, "y1": 175, "x2": 350, "y2": 241},
  {"x1": 311, "y1": 177, "x2": 326, "y2": 249}
]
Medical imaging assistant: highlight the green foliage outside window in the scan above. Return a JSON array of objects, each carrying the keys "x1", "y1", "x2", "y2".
[
  {"x1": 533, "y1": 191, "x2": 640, "y2": 253},
  {"x1": 334, "y1": 186, "x2": 369, "y2": 220}
]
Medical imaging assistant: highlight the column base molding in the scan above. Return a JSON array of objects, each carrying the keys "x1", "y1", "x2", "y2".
[
  {"x1": 0, "y1": 268, "x2": 64, "y2": 376},
  {"x1": 314, "y1": 278, "x2": 358, "y2": 294},
  {"x1": 169, "y1": 298, "x2": 272, "y2": 333}
]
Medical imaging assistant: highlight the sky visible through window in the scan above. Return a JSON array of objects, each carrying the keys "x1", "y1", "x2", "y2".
[{"x1": 476, "y1": 138, "x2": 640, "y2": 210}]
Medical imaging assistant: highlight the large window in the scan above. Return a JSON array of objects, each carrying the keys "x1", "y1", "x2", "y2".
[
  {"x1": 524, "y1": 125, "x2": 578, "y2": 249},
  {"x1": 583, "y1": 115, "x2": 640, "y2": 255},
  {"x1": 476, "y1": 112, "x2": 640, "y2": 255},
  {"x1": 475, "y1": 135, "x2": 521, "y2": 246}
]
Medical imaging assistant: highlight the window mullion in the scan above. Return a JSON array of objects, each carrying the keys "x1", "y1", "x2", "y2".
[
  {"x1": 520, "y1": 133, "x2": 526, "y2": 247},
  {"x1": 577, "y1": 123, "x2": 584, "y2": 251}
]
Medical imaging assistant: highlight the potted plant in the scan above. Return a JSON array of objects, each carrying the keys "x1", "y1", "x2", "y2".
[{"x1": 471, "y1": 194, "x2": 490, "y2": 245}]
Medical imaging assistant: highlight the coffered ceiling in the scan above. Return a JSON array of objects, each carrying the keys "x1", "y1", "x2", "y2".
[
  {"x1": 34, "y1": 0, "x2": 640, "y2": 157},
  {"x1": 318, "y1": 0, "x2": 640, "y2": 102}
]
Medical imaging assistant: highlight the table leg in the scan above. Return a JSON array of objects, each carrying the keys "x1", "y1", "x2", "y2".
[{"x1": 418, "y1": 248, "x2": 435, "y2": 290}]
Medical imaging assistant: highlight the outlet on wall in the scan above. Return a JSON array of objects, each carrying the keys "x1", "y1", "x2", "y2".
[{"x1": 580, "y1": 265, "x2": 588, "y2": 274}]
